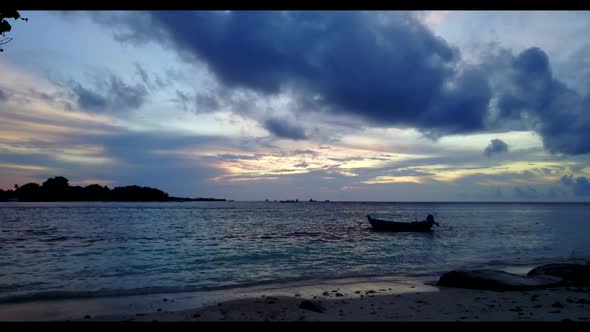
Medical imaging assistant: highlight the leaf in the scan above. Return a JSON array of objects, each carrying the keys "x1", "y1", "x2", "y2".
[{"x1": 0, "y1": 20, "x2": 12, "y2": 34}]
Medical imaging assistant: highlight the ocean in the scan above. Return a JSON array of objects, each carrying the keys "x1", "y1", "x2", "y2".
[{"x1": 1, "y1": 201, "x2": 589, "y2": 303}]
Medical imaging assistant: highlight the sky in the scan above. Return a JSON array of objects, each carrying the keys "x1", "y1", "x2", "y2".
[{"x1": 1, "y1": 11, "x2": 590, "y2": 201}]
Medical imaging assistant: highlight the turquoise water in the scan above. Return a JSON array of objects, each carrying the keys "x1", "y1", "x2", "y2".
[{"x1": 1, "y1": 202, "x2": 589, "y2": 303}]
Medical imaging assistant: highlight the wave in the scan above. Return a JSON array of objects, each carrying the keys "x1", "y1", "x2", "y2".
[
  {"x1": 0, "y1": 277, "x2": 314, "y2": 304},
  {"x1": 0, "y1": 269, "x2": 446, "y2": 305},
  {"x1": 0, "y1": 286, "x2": 203, "y2": 304},
  {"x1": 3, "y1": 256, "x2": 589, "y2": 304}
]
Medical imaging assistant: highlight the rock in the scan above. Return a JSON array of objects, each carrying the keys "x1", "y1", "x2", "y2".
[
  {"x1": 577, "y1": 299, "x2": 590, "y2": 305},
  {"x1": 527, "y1": 263, "x2": 590, "y2": 286},
  {"x1": 83, "y1": 315, "x2": 91, "y2": 319},
  {"x1": 552, "y1": 301, "x2": 564, "y2": 308},
  {"x1": 298, "y1": 300, "x2": 325, "y2": 313},
  {"x1": 322, "y1": 291, "x2": 330, "y2": 296},
  {"x1": 335, "y1": 293, "x2": 344, "y2": 297},
  {"x1": 436, "y1": 269, "x2": 563, "y2": 291}
]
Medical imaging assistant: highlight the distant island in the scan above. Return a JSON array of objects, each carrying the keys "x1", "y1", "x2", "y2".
[{"x1": 0, "y1": 176, "x2": 226, "y2": 202}]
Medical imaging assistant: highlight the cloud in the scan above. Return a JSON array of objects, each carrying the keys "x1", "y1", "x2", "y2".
[
  {"x1": 559, "y1": 174, "x2": 574, "y2": 186},
  {"x1": 216, "y1": 154, "x2": 262, "y2": 162},
  {"x1": 89, "y1": 11, "x2": 493, "y2": 137},
  {"x1": 0, "y1": 89, "x2": 7, "y2": 102},
  {"x1": 494, "y1": 47, "x2": 590, "y2": 155},
  {"x1": 559, "y1": 174, "x2": 590, "y2": 196},
  {"x1": 70, "y1": 75, "x2": 148, "y2": 112},
  {"x1": 77, "y1": 11, "x2": 590, "y2": 156},
  {"x1": 263, "y1": 117, "x2": 307, "y2": 140},
  {"x1": 512, "y1": 186, "x2": 539, "y2": 199},
  {"x1": 484, "y1": 138, "x2": 509, "y2": 157},
  {"x1": 294, "y1": 162, "x2": 309, "y2": 168}
]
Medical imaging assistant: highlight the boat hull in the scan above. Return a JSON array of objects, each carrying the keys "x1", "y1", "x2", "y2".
[{"x1": 367, "y1": 216, "x2": 434, "y2": 232}]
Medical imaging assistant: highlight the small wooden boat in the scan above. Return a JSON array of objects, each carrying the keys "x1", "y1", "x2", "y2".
[{"x1": 367, "y1": 214, "x2": 439, "y2": 232}]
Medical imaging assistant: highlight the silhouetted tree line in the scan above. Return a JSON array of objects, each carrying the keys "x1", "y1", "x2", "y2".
[{"x1": 0, "y1": 176, "x2": 226, "y2": 202}]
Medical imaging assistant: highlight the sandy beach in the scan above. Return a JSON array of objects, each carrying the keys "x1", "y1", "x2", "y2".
[
  {"x1": 101, "y1": 286, "x2": 590, "y2": 322},
  {"x1": 1, "y1": 272, "x2": 589, "y2": 322}
]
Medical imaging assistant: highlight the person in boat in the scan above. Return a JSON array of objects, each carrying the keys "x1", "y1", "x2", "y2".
[{"x1": 422, "y1": 214, "x2": 440, "y2": 226}]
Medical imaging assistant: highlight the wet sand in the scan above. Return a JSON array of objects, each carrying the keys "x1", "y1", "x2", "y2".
[
  {"x1": 98, "y1": 286, "x2": 590, "y2": 322},
  {"x1": 2, "y1": 275, "x2": 590, "y2": 321}
]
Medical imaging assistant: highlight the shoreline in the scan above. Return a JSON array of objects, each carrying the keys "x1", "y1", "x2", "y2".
[
  {"x1": 114, "y1": 286, "x2": 590, "y2": 322},
  {"x1": 0, "y1": 275, "x2": 438, "y2": 321},
  {"x1": 2, "y1": 263, "x2": 589, "y2": 321}
]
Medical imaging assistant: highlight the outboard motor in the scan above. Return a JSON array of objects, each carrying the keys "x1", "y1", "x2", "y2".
[{"x1": 427, "y1": 214, "x2": 440, "y2": 227}]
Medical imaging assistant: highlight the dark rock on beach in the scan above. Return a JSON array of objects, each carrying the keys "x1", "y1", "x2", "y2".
[
  {"x1": 527, "y1": 263, "x2": 590, "y2": 286},
  {"x1": 298, "y1": 300, "x2": 325, "y2": 313},
  {"x1": 437, "y1": 269, "x2": 563, "y2": 291}
]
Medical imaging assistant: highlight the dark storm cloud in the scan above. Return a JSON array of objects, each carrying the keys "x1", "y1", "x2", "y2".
[
  {"x1": 559, "y1": 174, "x2": 590, "y2": 196},
  {"x1": 83, "y1": 11, "x2": 590, "y2": 155},
  {"x1": 70, "y1": 75, "x2": 148, "y2": 112},
  {"x1": 92, "y1": 11, "x2": 492, "y2": 137},
  {"x1": 495, "y1": 47, "x2": 590, "y2": 155},
  {"x1": 263, "y1": 118, "x2": 307, "y2": 140},
  {"x1": 484, "y1": 138, "x2": 509, "y2": 157}
]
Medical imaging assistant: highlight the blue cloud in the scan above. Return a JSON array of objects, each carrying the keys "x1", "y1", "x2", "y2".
[
  {"x1": 0, "y1": 88, "x2": 7, "y2": 101},
  {"x1": 484, "y1": 138, "x2": 509, "y2": 157},
  {"x1": 559, "y1": 175, "x2": 590, "y2": 196},
  {"x1": 263, "y1": 118, "x2": 307, "y2": 140},
  {"x1": 85, "y1": 12, "x2": 590, "y2": 155},
  {"x1": 513, "y1": 186, "x2": 539, "y2": 199},
  {"x1": 96, "y1": 11, "x2": 491, "y2": 137},
  {"x1": 496, "y1": 47, "x2": 590, "y2": 155},
  {"x1": 70, "y1": 75, "x2": 148, "y2": 112}
]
